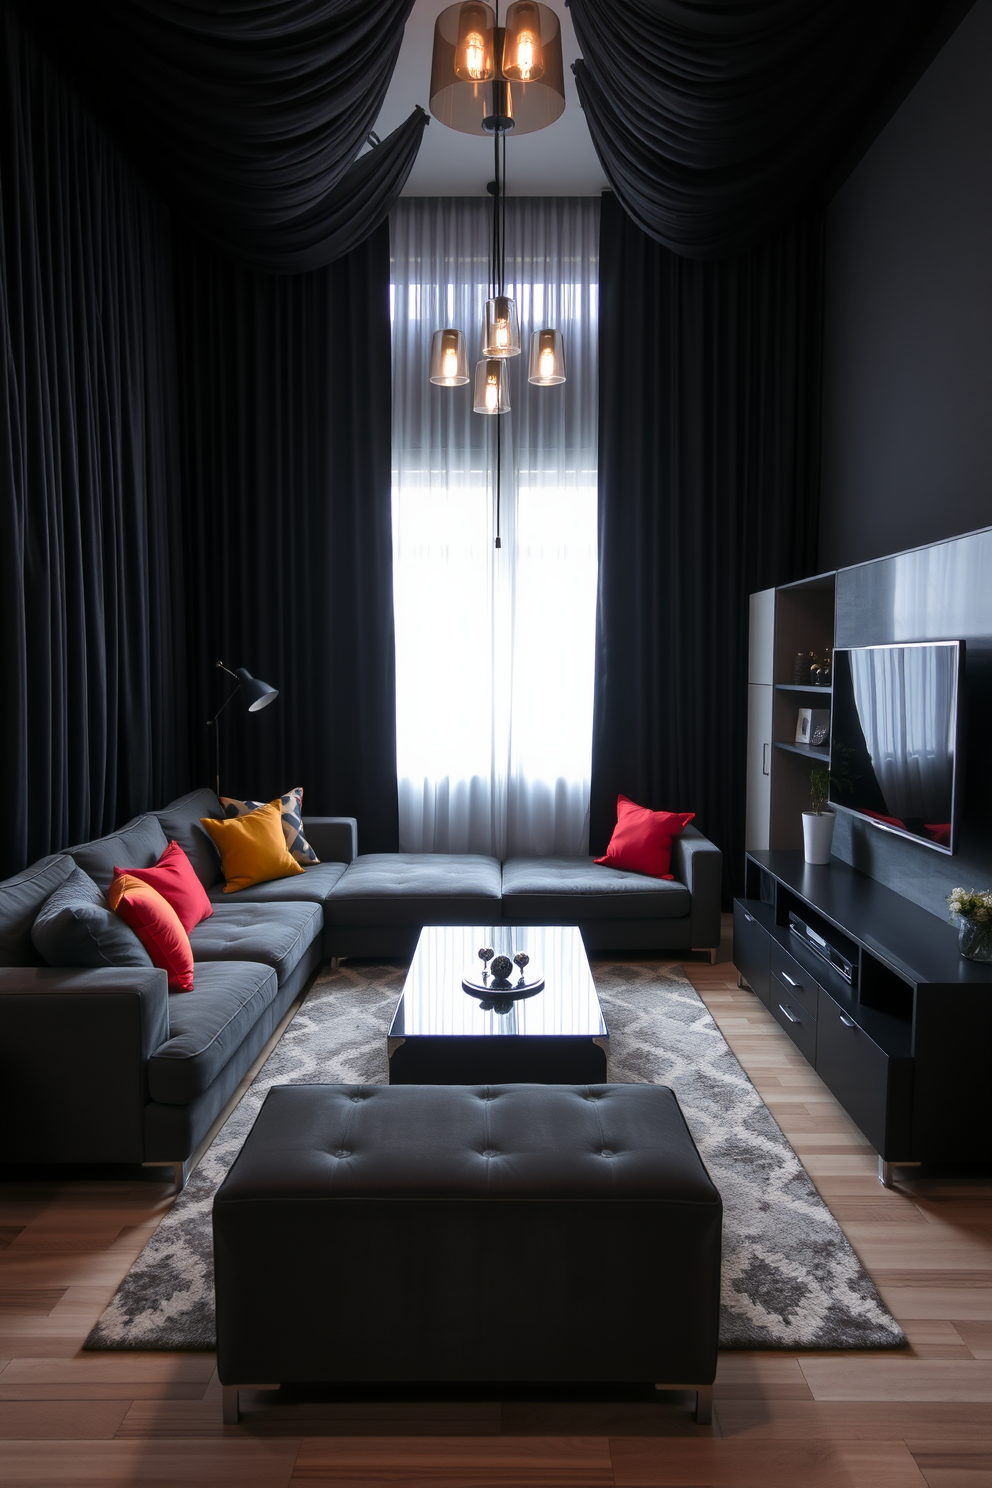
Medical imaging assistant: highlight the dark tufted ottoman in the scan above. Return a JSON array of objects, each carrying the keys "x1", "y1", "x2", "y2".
[{"x1": 213, "y1": 1082, "x2": 722, "y2": 1424}]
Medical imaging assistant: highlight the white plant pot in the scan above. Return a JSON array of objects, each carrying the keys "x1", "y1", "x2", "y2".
[{"x1": 802, "y1": 811, "x2": 836, "y2": 865}]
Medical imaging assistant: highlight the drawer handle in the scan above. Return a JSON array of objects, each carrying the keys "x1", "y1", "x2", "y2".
[
  {"x1": 780, "y1": 973, "x2": 800, "y2": 989},
  {"x1": 838, "y1": 1014, "x2": 856, "y2": 1028},
  {"x1": 744, "y1": 912, "x2": 755, "y2": 924},
  {"x1": 778, "y1": 1003, "x2": 800, "y2": 1024}
]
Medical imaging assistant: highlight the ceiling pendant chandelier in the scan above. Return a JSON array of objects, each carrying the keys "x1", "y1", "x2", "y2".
[{"x1": 427, "y1": 2, "x2": 568, "y2": 545}]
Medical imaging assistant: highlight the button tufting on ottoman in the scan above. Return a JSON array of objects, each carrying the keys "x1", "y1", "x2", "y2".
[{"x1": 213, "y1": 1082, "x2": 722, "y2": 1424}]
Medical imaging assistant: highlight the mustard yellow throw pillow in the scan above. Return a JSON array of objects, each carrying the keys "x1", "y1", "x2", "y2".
[{"x1": 200, "y1": 801, "x2": 304, "y2": 893}]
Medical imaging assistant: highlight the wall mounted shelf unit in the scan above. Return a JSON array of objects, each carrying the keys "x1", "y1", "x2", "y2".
[{"x1": 746, "y1": 573, "x2": 836, "y2": 852}]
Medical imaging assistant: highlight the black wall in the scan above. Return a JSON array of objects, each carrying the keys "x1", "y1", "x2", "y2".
[{"x1": 819, "y1": 0, "x2": 992, "y2": 570}]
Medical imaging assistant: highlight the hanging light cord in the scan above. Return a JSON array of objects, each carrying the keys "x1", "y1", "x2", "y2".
[{"x1": 492, "y1": 28, "x2": 505, "y2": 551}]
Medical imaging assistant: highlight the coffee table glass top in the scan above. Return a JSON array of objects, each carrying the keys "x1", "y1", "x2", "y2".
[{"x1": 389, "y1": 925, "x2": 608, "y2": 1040}]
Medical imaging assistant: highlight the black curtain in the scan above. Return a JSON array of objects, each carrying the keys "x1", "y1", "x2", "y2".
[
  {"x1": 591, "y1": 193, "x2": 822, "y2": 895},
  {"x1": 173, "y1": 224, "x2": 399, "y2": 852},
  {"x1": 570, "y1": 0, "x2": 956, "y2": 259},
  {"x1": 25, "y1": 0, "x2": 426, "y2": 272},
  {"x1": 0, "y1": 2, "x2": 187, "y2": 880}
]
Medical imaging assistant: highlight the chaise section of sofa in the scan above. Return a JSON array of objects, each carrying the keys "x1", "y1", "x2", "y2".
[{"x1": 501, "y1": 826, "x2": 722, "y2": 954}]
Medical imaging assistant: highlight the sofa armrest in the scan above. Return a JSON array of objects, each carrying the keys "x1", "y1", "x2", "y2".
[
  {"x1": 303, "y1": 817, "x2": 357, "y2": 864},
  {"x1": 0, "y1": 966, "x2": 170, "y2": 1165},
  {"x1": 670, "y1": 827, "x2": 722, "y2": 950}
]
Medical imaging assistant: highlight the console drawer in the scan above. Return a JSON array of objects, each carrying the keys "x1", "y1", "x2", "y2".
[
  {"x1": 815, "y1": 990, "x2": 912, "y2": 1158},
  {"x1": 769, "y1": 983, "x2": 817, "y2": 1064},
  {"x1": 770, "y1": 941, "x2": 819, "y2": 1018},
  {"x1": 733, "y1": 900, "x2": 771, "y2": 1007}
]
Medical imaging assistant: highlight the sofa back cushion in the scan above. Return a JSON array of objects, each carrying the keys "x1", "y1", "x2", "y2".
[
  {"x1": 31, "y1": 866, "x2": 153, "y2": 970},
  {"x1": 0, "y1": 854, "x2": 76, "y2": 966},
  {"x1": 71, "y1": 816, "x2": 170, "y2": 894},
  {"x1": 152, "y1": 789, "x2": 225, "y2": 890}
]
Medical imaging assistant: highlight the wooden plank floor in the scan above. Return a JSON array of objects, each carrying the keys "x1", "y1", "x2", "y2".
[{"x1": 2, "y1": 916, "x2": 990, "y2": 1487}]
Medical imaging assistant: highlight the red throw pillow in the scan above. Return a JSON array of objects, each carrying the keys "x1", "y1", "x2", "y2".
[
  {"x1": 114, "y1": 839, "x2": 213, "y2": 934},
  {"x1": 108, "y1": 873, "x2": 195, "y2": 992},
  {"x1": 595, "y1": 795, "x2": 695, "y2": 880}
]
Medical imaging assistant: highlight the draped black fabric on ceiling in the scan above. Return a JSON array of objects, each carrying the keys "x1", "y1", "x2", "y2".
[
  {"x1": 590, "y1": 192, "x2": 822, "y2": 896},
  {"x1": 0, "y1": 2, "x2": 187, "y2": 880},
  {"x1": 569, "y1": 0, "x2": 955, "y2": 259},
  {"x1": 173, "y1": 222, "x2": 399, "y2": 852},
  {"x1": 23, "y1": 0, "x2": 425, "y2": 272}
]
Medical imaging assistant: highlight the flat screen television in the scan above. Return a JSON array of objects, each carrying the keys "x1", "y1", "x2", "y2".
[{"x1": 828, "y1": 640, "x2": 964, "y2": 855}]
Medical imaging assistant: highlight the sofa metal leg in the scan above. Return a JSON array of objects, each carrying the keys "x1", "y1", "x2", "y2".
[
  {"x1": 142, "y1": 1159, "x2": 190, "y2": 1194},
  {"x1": 222, "y1": 1386, "x2": 239, "y2": 1426},
  {"x1": 329, "y1": 957, "x2": 342, "y2": 972},
  {"x1": 878, "y1": 1156, "x2": 921, "y2": 1188}
]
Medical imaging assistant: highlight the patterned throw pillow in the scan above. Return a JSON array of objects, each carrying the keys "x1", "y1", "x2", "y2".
[{"x1": 219, "y1": 787, "x2": 319, "y2": 865}]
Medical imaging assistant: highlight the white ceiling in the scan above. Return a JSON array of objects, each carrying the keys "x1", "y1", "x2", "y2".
[{"x1": 373, "y1": 0, "x2": 608, "y2": 196}]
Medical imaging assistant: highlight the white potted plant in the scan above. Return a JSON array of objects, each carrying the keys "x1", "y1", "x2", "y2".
[{"x1": 803, "y1": 766, "x2": 835, "y2": 865}]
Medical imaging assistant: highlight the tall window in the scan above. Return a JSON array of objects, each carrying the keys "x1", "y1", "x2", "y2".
[{"x1": 390, "y1": 196, "x2": 599, "y2": 859}]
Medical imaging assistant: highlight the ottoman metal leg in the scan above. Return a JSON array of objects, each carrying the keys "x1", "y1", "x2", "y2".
[{"x1": 656, "y1": 1381, "x2": 713, "y2": 1425}]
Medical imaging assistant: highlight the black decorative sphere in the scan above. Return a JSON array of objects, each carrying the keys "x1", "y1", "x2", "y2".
[
  {"x1": 492, "y1": 996, "x2": 514, "y2": 1015},
  {"x1": 478, "y1": 947, "x2": 495, "y2": 964},
  {"x1": 490, "y1": 954, "x2": 513, "y2": 979},
  {"x1": 513, "y1": 952, "x2": 530, "y2": 971}
]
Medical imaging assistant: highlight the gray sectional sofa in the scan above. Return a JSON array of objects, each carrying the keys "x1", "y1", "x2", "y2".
[{"x1": 0, "y1": 787, "x2": 721, "y2": 1185}]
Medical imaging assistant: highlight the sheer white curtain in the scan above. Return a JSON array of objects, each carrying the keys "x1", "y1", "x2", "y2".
[{"x1": 390, "y1": 196, "x2": 599, "y2": 858}]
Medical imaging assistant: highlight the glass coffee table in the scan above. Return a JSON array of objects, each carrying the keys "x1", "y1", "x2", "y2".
[{"x1": 387, "y1": 925, "x2": 609, "y2": 1084}]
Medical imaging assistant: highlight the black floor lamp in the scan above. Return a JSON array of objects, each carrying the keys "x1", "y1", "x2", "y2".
[{"x1": 207, "y1": 661, "x2": 279, "y2": 796}]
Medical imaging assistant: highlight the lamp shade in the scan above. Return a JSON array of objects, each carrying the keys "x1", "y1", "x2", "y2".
[
  {"x1": 482, "y1": 295, "x2": 520, "y2": 357},
  {"x1": 429, "y1": 327, "x2": 470, "y2": 386},
  {"x1": 473, "y1": 358, "x2": 511, "y2": 414},
  {"x1": 528, "y1": 327, "x2": 566, "y2": 384},
  {"x1": 453, "y1": 0, "x2": 495, "y2": 80},
  {"x1": 430, "y1": 2, "x2": 565, "y2": 137},
  {"x1": 235, "y1": 668, "x2": 278, "y2": 712},
  {"x1": 502, "y1": 2, "x2": 545, "y2": 81}
]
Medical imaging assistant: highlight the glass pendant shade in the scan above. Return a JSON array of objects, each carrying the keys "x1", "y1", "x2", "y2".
[
  {"x1": 502, "y1": 2, "x2": 544, "y2": 81},
  {"x1": 429, "y1": 327, "x2": 470, "y2": 386},
  {"x1": 453, "y1": 1, "x2": 495, "y2": 81},
  {"x1": 482, "y1": 295, "x2": 521, "y2": 357},
  {"x1": 430, "y1": 2, "x2": 565, "y2": 136},
  {"x1": 473, "y1": 358, "x2": 511, "y2": 414},
  {"x1": 528, "y1": 327, "x2": 565, "y2": 385}
]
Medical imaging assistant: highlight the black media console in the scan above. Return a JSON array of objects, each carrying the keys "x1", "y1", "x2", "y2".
[{"x1": 734, "y1": 851, "x2": 992, "y2": 1186}]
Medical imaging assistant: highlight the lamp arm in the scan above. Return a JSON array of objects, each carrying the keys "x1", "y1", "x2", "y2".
[{"x1": 206, "y1": 684, "x2": 240, "y2": 730}]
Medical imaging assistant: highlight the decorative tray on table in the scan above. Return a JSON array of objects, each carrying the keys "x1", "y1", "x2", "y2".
[{"x1": 461, "y1": 948, "x2": 545, "y2": 1007}]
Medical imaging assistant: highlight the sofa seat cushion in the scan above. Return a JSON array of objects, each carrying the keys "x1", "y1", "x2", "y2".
[
  {"x1": 153, "y1": 789, "x2": 226, "y2": 891},
  {"x1": 207, "y1": 862, "x2": 348, "y2": 907},
  {"x1": 325, "y1": 854, "x2": 502, "y2": 927},
  {"x1": 188, "y1": 901, "x2": 322, "y2": 983},
  {"x1": 500, "y1": 857, "x2": 691, "y2": 921},
  {"x1": 71, "y1": 816, "x2": 170, "y2": 895},
  {"x1": 148, "y1": 961, "x2": 278, "y2": 1104}
]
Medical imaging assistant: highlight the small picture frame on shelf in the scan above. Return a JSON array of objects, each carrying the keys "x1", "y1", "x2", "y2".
[{"x1": 797, "y1": 707, "x2": 830, "y2": 745}]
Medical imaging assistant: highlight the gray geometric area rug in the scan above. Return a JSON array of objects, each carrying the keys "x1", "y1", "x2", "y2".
[{"x1": 86, "y1": 960, "x2": 904, "y2": 1352}]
